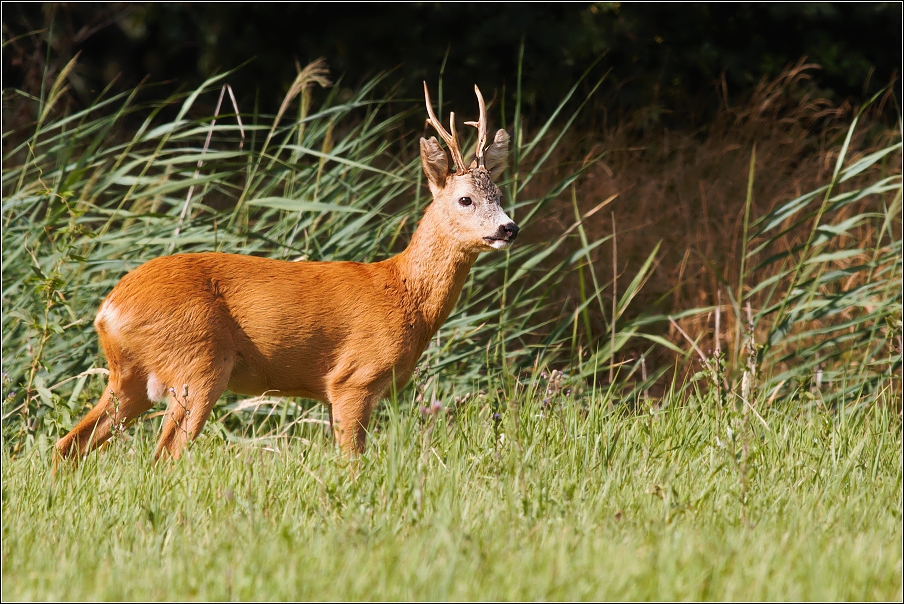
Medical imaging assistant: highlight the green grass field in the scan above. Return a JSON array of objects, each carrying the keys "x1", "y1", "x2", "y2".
[{"x1": 2, "y1": 385, "x2": 901, "y2": 600}]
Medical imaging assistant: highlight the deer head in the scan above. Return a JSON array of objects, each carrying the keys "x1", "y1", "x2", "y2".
[{"x1": 420, "y1": 83, "x2": 519, "y2": 252}]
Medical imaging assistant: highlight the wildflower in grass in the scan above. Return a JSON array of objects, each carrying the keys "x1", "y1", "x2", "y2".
[{"x1": 420, "y1": 400, "x2": 443, "y2": 418}]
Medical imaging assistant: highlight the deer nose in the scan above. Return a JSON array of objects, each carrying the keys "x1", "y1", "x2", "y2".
[{"x1": 502, "y1": 222, "x2": 520, "y2": 241}]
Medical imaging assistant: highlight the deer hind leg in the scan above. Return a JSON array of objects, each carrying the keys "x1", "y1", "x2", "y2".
[
  {"x1": 55, "y1": 371, "x2": 154, "y2": 460},
  {"x1": 154, "y1": 353, "x2": 233, "y2": 460}
]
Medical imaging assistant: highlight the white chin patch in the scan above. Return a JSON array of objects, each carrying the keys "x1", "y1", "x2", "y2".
[{"x1": 488, "y1": 239, "x2": 512, "y2": 250}]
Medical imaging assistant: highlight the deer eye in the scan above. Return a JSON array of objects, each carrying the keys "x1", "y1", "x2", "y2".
[{"x1": 458, "y1": 197, "x2": 473, "y2": 207}]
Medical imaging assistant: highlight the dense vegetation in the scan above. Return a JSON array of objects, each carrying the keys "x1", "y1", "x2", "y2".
[{"x1": 2, "y1": 58, "x2": 900, "y2": 445}]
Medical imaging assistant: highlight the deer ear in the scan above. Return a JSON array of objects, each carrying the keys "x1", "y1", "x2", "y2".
[
  {"x1": 420, "y1": 136, "x2": 448, "y2": 194},
  {"x1": 484, "y1": 129, "x2": 510, "y2": 179}
]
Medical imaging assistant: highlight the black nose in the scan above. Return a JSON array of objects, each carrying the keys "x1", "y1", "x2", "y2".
[{"x1": 502, "y1": 222, "x2": 519, "y2": 240}]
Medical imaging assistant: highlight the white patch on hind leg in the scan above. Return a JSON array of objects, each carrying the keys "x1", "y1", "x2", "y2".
[
  {"x1": 147, "y1": 372, "x2": 167, "y2": 402},
  {"x1": 95, "y1": 298, "x2": 124, "y2": 336}
]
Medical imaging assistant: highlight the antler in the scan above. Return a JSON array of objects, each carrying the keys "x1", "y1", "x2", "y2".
[
  {"x1": 464, "y1": 85, "x2": 488, "y2": 169},
  {"x1": 423, "y1": 82, "x2": 467, "y2": 174}
]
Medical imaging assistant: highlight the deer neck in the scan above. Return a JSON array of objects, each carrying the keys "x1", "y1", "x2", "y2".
[{"x1": 393, "y1": 203, "x2": 478, "y2": 334}]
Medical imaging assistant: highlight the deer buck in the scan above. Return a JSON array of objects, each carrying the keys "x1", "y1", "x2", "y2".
[{"x1": 56, "y1": 83, "x2": 518, "y2": 461}]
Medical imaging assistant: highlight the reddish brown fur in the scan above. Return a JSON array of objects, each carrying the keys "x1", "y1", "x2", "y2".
[{"x1": 56, "y1": 85, "x2": 517, "y2": 460}]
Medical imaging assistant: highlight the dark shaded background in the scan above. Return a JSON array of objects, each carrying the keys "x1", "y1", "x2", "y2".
[{"x1": 3, "y1": 3, "x2": 900, "y2": 127}]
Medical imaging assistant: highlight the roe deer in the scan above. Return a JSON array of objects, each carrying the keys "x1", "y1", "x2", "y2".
[{"x1": 55, "y1": 83, "x2": 518, "y2": 460}]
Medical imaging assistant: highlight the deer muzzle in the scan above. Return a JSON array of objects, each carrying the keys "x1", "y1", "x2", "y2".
[{"x1": 484, "y1": 222, "x2": 519, "y2": 249}]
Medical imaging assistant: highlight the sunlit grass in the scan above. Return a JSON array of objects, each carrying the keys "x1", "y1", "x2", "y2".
[{"x1": 2, "y1": 380, "x2": 901, "y2": 600}]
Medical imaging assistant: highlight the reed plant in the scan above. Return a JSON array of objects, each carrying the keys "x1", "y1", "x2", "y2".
[
  {"x1": 1, "y1": 59, "x2": 654, "y2": 448},
  {"x1": 1, "y1": 60, "x2": 900, "y2": 454}
]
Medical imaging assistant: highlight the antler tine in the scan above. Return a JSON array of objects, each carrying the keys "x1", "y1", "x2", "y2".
[
  {"x1": 423, "y1": 81, "x2": 467, "y2": 174},
  {"x1": 449, "y1": 112, "x2": 462, "y2": 169},
  {"x1": 464, "y1": 85, "x2": 488, "y2": 168},
  {"x1": 422, "y1": 81, "x2": 450, "y2": 143}
]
